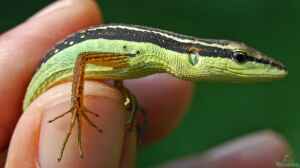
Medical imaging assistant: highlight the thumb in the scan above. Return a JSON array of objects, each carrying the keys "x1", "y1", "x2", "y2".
[{"x1": 6, "y1": 82, "x2": 136, "y2": 168}]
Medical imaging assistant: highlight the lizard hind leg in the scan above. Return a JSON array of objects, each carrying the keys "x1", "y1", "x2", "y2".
[
  {"x1": 114, "y1": 80, "x2": 138, "y2": 131},
  {"x1": 114, "y1": 80, "x2": 148, "y2": 142}
]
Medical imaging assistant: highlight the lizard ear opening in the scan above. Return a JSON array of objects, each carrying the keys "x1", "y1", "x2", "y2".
[{"x1": 188, "y1": 53, "x2": 199, "y2": 65}]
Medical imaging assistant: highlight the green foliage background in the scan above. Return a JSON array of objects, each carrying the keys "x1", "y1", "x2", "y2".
[{"x1": 1, "y1": 0, "x2": 299, "y2": 167}]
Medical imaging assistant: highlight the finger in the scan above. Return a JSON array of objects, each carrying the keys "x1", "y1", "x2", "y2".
[
  {"x1": 39, "y1": 82, "x2": 128, "y2": 167},
  {"x1": 0, "y1": 0, "x2": 101, "y2": 151},
  {"x1": 159, "y1": 130, "x2": 290, "y2": 168},
  {"x1": 6, "y1": 81, "x2": 133, "y2": 167},
  {"x1": 126, "y1": 74, "x2": 193, "y2": 144},
  {"x1": 5, "y1": 105, "x2": 42, "y2": 168}
]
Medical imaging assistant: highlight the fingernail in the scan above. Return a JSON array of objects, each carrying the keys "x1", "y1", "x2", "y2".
[
  {"x1": 31, "y1": 0, "x2": 73, "y2": 20},
  {"x1": 37, "y1": 82, "x2": 126, "y2": 167}
]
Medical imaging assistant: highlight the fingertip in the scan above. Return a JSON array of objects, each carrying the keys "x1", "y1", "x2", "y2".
[
  {"x1": 207, "y1": 130, "x2": 290, "y2": 168},
  {"x1": 31, "y1": 0, "x2": 102, "y2": 23},
  {"x1": 0, "y1": 0, "x2": 103, "y2": 79},
  {"x1": 29, "y1": 0, "x2": 102, "y2": 30},
  {"x1": 160, "y1": 130, "x2": 291, "y2": 168},
  {"x1": 198, "y1": 130, "x2": 291, "y2": 168},
  {"x1": 2, "y1": 0, "x2": 102, "y2": 43}
]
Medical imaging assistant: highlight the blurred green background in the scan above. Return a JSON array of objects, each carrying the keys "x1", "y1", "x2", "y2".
[{"x1": 1, "y1": 0, "x2": 298, "y2": 167}]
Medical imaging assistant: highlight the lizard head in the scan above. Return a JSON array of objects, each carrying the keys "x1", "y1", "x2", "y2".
[{"x1": 174, "y1": 39, "x2": 287, "y2": 82}]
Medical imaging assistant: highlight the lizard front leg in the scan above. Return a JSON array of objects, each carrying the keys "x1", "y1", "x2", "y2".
[{"x1": 48, "y1": 52, "x2": 133, "y2": 161}]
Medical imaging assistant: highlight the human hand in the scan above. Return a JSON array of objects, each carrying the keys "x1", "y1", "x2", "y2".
[{"x1": 0, "y1": 0, "x2": 289, "y2": 167}]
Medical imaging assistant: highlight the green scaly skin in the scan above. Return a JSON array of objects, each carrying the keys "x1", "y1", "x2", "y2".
[{"x1": 23, "y1": 38, "x2": 287, "y2": 110}]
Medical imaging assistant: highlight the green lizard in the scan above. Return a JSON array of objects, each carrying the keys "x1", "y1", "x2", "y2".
[{"x1": 23, "y1": 24, "x2": 287, "y2": 161}]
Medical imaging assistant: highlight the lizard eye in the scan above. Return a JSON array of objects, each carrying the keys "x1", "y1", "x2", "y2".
[
  {"x1": 232, "y1": 51, "x2": 248, "y2": 63},
  {"x1": 188, "y1": 53, "x2": 199, "y2": 65}
]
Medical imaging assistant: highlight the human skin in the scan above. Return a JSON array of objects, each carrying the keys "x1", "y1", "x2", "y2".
[{"x1": 0, "y1": 0, "x2": 289, "y2": 167}]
